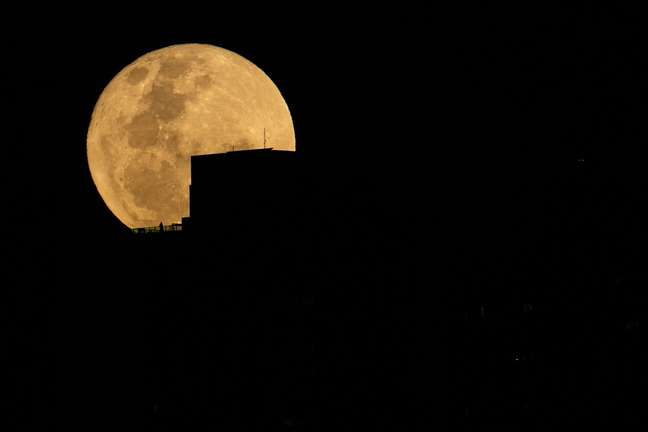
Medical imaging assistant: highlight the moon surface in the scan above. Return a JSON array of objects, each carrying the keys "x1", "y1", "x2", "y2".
[{"x1": 87, "y1": 44, "x2": 295, "y2": 228}]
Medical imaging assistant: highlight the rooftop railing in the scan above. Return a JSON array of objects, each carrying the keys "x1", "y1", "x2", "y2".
[{"x1": 131, "y1": 223, "x2": 183, "y2": 234}]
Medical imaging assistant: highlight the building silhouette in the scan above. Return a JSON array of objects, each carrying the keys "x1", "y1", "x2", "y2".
[
  {"x1": 119, "y1": 147, "x2": 410, "y2": 429},
  {"x1": 186, "y1": 148, "x2": 300, "y2": 237}
]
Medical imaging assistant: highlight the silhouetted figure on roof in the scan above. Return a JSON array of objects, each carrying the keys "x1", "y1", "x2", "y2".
[{"x1": 159, "y1": 222, "x2": 164, "y2": 233}]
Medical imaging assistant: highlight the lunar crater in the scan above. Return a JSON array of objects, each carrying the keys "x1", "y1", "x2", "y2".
[
  {"x1": 159, "y1": 57, "x2": 192, "y2": 79},
  {"x1": 195, "y1": 74, "x2": 213, "y2": 89},
  {"x1": 143, "y1": 82, "x2": 187, "y2": 122},
  {"x1": 126, "y1": 66, "x2": 149, "y2": 85}
]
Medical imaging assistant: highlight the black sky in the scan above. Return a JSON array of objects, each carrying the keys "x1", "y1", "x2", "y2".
[{"x1": 5, "y1": 6, "x2": 648, "y2": 234}]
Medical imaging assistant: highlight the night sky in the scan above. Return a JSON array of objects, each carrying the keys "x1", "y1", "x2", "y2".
[{"x1": 5, "y1": 6, "x2": 648, "y2": 429}]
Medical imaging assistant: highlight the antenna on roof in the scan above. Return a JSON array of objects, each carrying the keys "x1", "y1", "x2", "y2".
[{"x1": 263, "y1": 128, "x2": 267, "y2": 149}]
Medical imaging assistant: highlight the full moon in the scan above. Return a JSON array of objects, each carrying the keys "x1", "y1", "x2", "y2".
[{"x1": 87, "y1": 44, "x2": 295, "y2": 228}]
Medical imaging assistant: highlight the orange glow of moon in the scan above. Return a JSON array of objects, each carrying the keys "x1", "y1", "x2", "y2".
[{"x1": 87, "y1": 44, "x2": 295, "y2": 228}]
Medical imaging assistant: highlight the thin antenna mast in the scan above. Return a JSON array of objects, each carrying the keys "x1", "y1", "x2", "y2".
[{"x1": 263, "y1": 128, "x2": 266, "y2": 149}]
